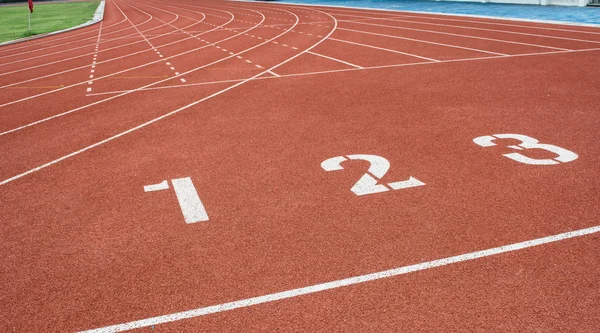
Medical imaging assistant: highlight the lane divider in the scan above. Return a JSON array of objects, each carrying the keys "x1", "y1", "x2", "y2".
[
  {"x1": 79, "y1": 225, "x2": 600, "y2": 332},
  {"x1": 87, "y1": 22, "x2": 104, "y2": 93},
  {"x1": 115, "y1": 0, "x2": 187, "y2": 84}
]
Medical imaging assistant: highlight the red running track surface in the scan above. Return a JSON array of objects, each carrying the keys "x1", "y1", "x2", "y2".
[{"x1": 0, "y1": 0, "x2": 599, "y2": 331}]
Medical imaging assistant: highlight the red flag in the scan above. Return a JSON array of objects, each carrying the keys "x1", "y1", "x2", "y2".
[{"x1": 28, "y1": 0, "x2": 34, "y2": 13}]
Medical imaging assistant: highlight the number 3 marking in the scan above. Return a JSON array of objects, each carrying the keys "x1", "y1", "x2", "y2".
[
  {"x1": 473, "y1": 134, "x2": 578, "y2": 165},
  {"x1": 321, "y1": 154, "x2": 424, "y2": 196}
]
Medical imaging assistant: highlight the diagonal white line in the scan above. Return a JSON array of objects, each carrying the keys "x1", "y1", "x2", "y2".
[
  {"x1": 0, "y1": 3, "x2": 336, "y2": 185},
  {"x1": 339, "y1": 27, "x2": 508, "y2": 56},
  {"x1": 79, "y1": 225, "x2": 600, "y2": 332},
  {"x1": 339, "y1": 19, "x2": 570, "y2": 51},
  {"x1": 307, "y1": 50, "x2": 364, "y2": 69},
  {"x1": 329, "y1": 37, "x2": 439, "y2": 62}
]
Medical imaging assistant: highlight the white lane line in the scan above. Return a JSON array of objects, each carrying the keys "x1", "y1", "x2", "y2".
[
  {"x1": 330, "y1": 11, "x2": 600, "y2": 44},
  {"x1": 0, "y1": 15, "x2": 129, "y2": 56},
  {"x1": 0, "y1": 6, "x2": 304, "y2": 182},
  {"x1": 86, "y1": 20, "x2": 104, "y2": 94},
  {"x1": 339, "y1": 27, "x2": 508, "y2": 56},
  {"x1": 329, "y1": 37, "x2": 439, "y2": 62},
  {"x1": 115, "y1": 1, "x2": 186, "y2": 82},
  {"x1": 307, "y1": 50, "x2": 364, "y2": 69},
  {"x1": 0, "y1": 7, "x2": 237, "y2": 109},
  {"x1": 79, "y1": 225, "x2": 600, "y2": 332},
  {"x1": 0, "y1": 5, "x2": 337, "y2": 186},
  {"x1": 83, "y1": 47, "x2": 600, "y2": 97},
  {"x1": 303, "y1": 4, "x2": 600, "y2": 35},
  {"x1": 340, "y1": 19, "x2": 570, "y2": 51},
  {"x1": 0, "y1": 7, "x2": 209, "y2": 86},
  {"x1": 267, "y1": 70, "x2": 280, "y2": 77},
  {"x1": 0, "y1": 6, "x2": 160, "y2": 65}
]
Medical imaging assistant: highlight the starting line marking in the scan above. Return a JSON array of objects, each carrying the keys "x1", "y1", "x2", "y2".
[{"x1": 80, "y1": 225, "x2": 600, "y2": 332}]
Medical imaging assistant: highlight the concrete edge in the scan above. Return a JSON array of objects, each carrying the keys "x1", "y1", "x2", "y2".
[
  {"x1": 231, "y1": 0, "x2": 600, "y2": 28},
  {"x1": 0, "y1": 0, "x2": 106, "y2": 47}
]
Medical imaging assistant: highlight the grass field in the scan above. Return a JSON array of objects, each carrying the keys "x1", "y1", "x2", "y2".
[{"x1": 0, "y1": 1, "x2": 100, "y2": 43}]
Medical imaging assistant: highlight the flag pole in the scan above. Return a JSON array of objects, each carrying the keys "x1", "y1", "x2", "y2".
[{"x1": 28, "y1": 10, "x2": 31, "y2": 34}]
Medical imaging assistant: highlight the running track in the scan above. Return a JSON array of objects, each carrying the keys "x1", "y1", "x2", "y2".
[{"x1": 1, "y1": 0, "x2": 599, "y2": 331}]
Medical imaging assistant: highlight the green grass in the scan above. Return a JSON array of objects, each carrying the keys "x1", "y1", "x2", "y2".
[{"x1": 0, "y1": 1, "x2": 100, "y2": 43}]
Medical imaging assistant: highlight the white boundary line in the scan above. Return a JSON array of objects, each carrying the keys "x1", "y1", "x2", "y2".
[
  {"x1": 0, "y1": 0, "x2": 107, "y2": 47},
  {"x1": 329, "y1": 37, "x2": 440, "y2": 62},
  {"x1": 307, "y1": 50, "x2": 363, "y2": 69},
  {"x1": 338, "y1": 19, "x2": 572, "y2": 51},
  {"x1": 339, "y1": 27, "x2": 508, "y2": 56},
  {"x1": 0, "y1": 7, "x2": 239, "y2": 108},
  {"x1": 330, "y1": 12, "x2": 600, "y2": 45},
  {"x1": 236, "y1": 0, "x2": 600, "y2": 29},
  {"x1": 0, "y1": 13, "x2": 205, "y2": 85},
  {"x1": 82, "y1": 46, "x2": 600, "y2": 97},
  {"x1": 0, "y1": 3, "x2": 339, "y2": 184},
  {"x1": 79, "y1": 224, "x2": 600, "y2": 332}
]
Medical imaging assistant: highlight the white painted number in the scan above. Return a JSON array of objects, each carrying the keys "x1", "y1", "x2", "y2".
[
  {"x1": 321, "y1": 154, "x2": 425, "y2": 196},
  {"x1": 144, "y1": 177, "x2": 209, "y2": 223},
  {"x1": 473, "y1": 134, "x2": 578, "y2": 165}
]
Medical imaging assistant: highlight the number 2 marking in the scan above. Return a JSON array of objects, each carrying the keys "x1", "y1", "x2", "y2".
[
  {"x1": 473, "y1": 134, "x2": 578, "y2": 165},
  {"x1": 321, "y1": 154, "x2": 425, "y2": 196}
]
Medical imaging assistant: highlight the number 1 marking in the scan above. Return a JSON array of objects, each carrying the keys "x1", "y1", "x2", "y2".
[{"x1": 144, "y1": 177, "x2": 209, "y2": 223}]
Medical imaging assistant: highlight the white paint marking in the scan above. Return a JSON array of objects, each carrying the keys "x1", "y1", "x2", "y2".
[
  {"x1": 255, "y1": 64, "x2": 262, "y2": 68},
  {"x1": 340, "y1": 27, "x2": 507, "y2": 56},
  {"x1": 166, "y1": 62, "x2": 171, "y2": 65},
  {"x1": 79, "y1": 225, "x2": 600, "y2": 333},
  {"x1": 236, "y1": 55, "x2": 242, "y2": 59},
  {"x1": 86, "y1": 87, "x2": 92, "y2": 93},
  {"x1": 180, "y1": 78, "x2": 186, "y2": 83},
  {"x1": 267, "y1": 70, "x2": 280, "y2": 77},
  {"x1": 307, "y1": 50, "x2": 364, "y2": 69},
  {"x1": 0, "y1": 3, "x2": 331, "y2": 183},
  {"x1": 341, "y1": 19, "x2": 569, "y2": 51},
  {"x1": 245, "y1": 59, "x2": 252, "y2": 63},
  {"x1": 89, "y1": 75, "x2": 94, "y2": 79},
  {"x1": 175, "y1": 72, "x2": 179, "y2": 75},
  {"x1": 171, "y1": 177, "x2": 209, "y2": 224},
  {"x1": 143, "y1": 180, "x2": 169, "y2": 192},
  {"x1": 329, "y1": 37, "x2": 439, "y2": 62},
  {"x1": 388, "y1": 177, "x2": 426, "y2": 190}
]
